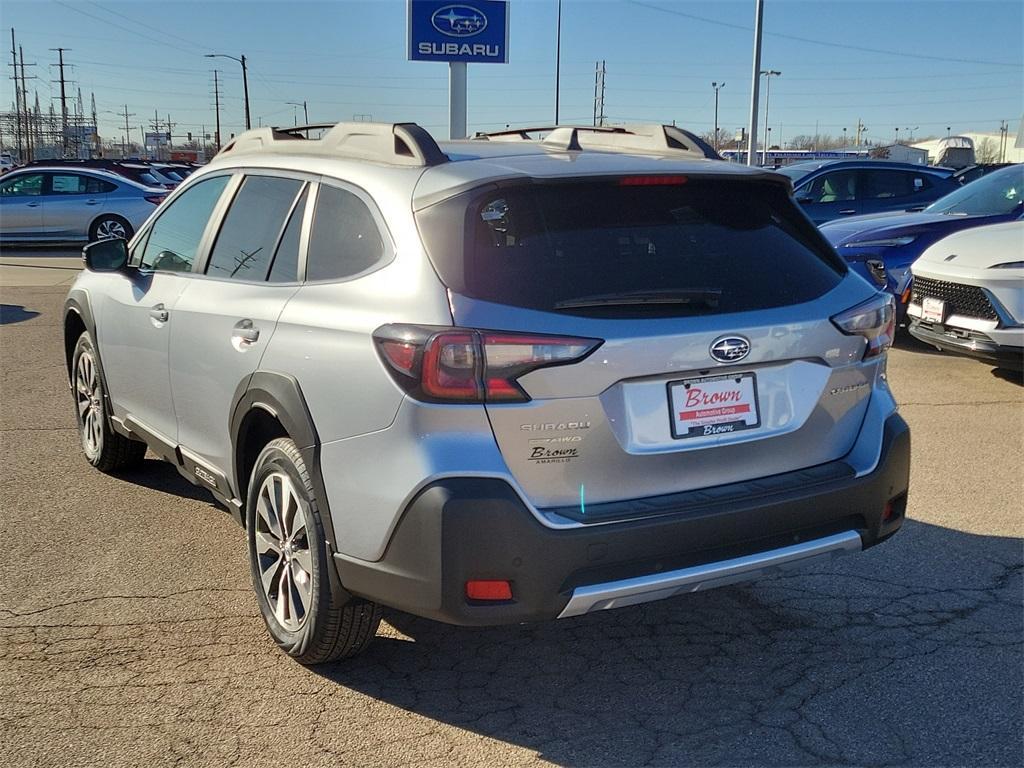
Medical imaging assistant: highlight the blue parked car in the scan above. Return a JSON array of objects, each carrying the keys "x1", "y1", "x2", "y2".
[
  {"x1": 777, "y1": 160, "x2": 959, "y2": 225},
  {"x1": 820, "y1": 164, "x2": 1023, "y2": 320}
]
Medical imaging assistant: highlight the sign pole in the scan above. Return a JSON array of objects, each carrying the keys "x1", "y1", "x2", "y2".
[{"x1": 449, "y1": 61, "x2": 467, "y2": 139}]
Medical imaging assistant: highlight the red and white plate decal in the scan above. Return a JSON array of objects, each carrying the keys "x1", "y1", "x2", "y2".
[
  {"x1": 921, "y1": 297, "x2": 945, "y2": 323},
  {"x1": 668, "y1": 372, "x2": 761, "y2": 439}
]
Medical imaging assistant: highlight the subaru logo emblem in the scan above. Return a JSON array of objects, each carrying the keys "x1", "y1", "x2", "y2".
[
  {"x1": 709, "y1": 336, "x2": 751, "y2": 363},
  {"x1": 431, "y1": 5, "x2": 488, "y2": 37}
]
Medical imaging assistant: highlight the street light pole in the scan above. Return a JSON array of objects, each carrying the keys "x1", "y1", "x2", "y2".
[
  {"x1": 745, "y1": 0, "x2": 764, "y2": 166},
  {"x1": 555, "y1": 0, "x2": 562, "y2": 124},
  {"x1": 205, "y1": 53, "x2": 250, "y2": 130},
  {"x1": 760, "y1": 69, "x2": 780, "y2": 166},
  {"x1": 712, "y1": 81, "x2": 725, "y2": 153}
]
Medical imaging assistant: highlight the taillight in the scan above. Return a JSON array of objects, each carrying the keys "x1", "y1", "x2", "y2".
[
  {"x1": 830, "y1": 293, "x2": 895, "y2": 359},
  {"x1": 144, "y1": 195, "x2": 166, "y2": 205},
  {"x1": 374, "y1": 325, "x2": 601, "y2": 403}
]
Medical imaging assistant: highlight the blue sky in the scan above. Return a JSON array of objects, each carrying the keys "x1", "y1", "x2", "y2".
[{"x1": 2, "y1": 0, "x2": 1021, "y2": 145}]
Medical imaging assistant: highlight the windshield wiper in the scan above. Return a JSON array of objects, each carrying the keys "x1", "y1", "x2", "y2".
[{"x1": 554, "y1": 289, "x2": 722, "y2": 310}]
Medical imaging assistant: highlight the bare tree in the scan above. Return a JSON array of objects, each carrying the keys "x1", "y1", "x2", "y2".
[{"x1": 975, "y1": 137, "x2": 1000, "y2": 163}]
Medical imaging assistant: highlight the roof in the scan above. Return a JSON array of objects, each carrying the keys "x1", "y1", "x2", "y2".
[{"x1": 201, "y1": 120, "x2": 789, "y2": 209}]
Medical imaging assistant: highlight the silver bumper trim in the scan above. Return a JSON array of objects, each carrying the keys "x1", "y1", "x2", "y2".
[{"x1": 557, "y1": 530, "x2": 863, "y2": 619}]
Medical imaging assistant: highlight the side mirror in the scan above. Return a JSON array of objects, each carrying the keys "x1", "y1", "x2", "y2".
[{"x1": 83, "y1": 238, "x2": 129, "y2": 272}]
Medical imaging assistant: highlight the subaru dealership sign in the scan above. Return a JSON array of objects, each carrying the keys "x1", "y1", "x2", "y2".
[{"x1": 408, "y1": 0, "x2": 509, "y2": 63}]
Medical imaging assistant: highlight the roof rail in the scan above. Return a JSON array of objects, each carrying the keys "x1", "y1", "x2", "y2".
[
  {"x1": 216, "y1": 121, "x2": 449, "y2": 167},
  {"x1": 472, "y1": 123, "x2": 720, "y2": 160}
]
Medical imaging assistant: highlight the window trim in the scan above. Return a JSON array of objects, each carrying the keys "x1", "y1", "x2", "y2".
[{"x1": 299, "y1": 175, "x2": 395, "y2": 285}]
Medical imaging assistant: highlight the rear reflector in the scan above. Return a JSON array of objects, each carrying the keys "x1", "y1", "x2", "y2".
[
  {"x1": 465, "y1": 580, "x2": 513, "y2": 601},
  {"x1": 618, "y1": 175, "x2": 688, "y2": 186}
]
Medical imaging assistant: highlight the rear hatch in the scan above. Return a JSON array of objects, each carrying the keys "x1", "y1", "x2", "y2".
[{"x1": 414, "y1": 174, "x2": 883, "y2": 516}]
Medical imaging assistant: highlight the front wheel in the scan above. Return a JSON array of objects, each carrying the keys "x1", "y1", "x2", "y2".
[
  {"x1": 246, "y1": 438, "x2": 381, "y2": 664},
  {"x1": 71, "y1": 332, "x2": 146, "y2": 471}
]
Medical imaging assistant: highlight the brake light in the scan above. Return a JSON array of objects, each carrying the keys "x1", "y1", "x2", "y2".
[
  {"x1": 374, "y1": 325, "x2": 601, "y2": 403},
  {"x1": 618, "y1": 175, "x2": 688, "y2": 186},
  {"x1": 144, "y1": 194, "x2": 166, "y2": 205},
  {"x1": 830, "y1": 293, "x2": 895, "y2": 359}
]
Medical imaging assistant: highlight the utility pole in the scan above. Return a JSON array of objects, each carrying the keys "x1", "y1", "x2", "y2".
[
  {"x1": 999, "y1": 120, "x2": 1008, "y2": 162},
  {"x1": 50, "y1": 47, "x2": 70, "y2": 156},
  {"x1": 241, "y1": 54, "x2": 250, "y2": 130},
  {"x1": 19, "y1": 46, "x2": 35, "y2": 161},
  {"x1": 592, "y1": 60, "x2": 606, "y2": 127},
  {"x1": 121, "y1": 104, "x2": 134, "y2": 158},
  {"x1": 746, "y1": 0, "x2": 764, "y2": 166},
  {"x1": 212, "y1": 69, "x2": 222, "y2": 151},
  {"x1": 712, "y1": 81, "x2": 725, "y2": 152},
  {"x1": 10, "y1": 28, "x2": 23, "y2": 162}
]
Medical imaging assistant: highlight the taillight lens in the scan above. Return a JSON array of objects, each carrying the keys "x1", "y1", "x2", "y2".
[
  {"x1": 144, "y1": 194, "x2": 166, "y2": 205},
  {"x1": 374, "y1": 325, "x2": 601, "y2": 403},
  {"x1": 831, "y1": 293, "x2": 895, "y2": 359}
]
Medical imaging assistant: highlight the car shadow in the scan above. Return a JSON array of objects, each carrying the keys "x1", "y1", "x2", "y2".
[
  {"x1": 312, "y1": 519, "x2": 1022, "y2": 766},
  {"x1": 0, "y1": 304, "x2": 40, "y2": 325},
  {"x1": 991, "y1": 366, "x2": 1023, "y2": 386},
  {"x1": 113, "y1": 456, "x2": 221, "y2": 506}
]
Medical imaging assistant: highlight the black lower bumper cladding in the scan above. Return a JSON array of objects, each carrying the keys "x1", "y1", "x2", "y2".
[{"x1": 335, "y1": 415, "x2": 910, "y2": 626}]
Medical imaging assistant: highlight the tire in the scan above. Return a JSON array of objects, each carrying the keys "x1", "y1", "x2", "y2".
[
  {"x1": 71, "y1": 332, "x2": 146, "y2": 472},
  {"x1": 246, "y1": 437, "x2": 381, "y2": 664},
  {"x1": 89, "y1": 214, "x2": 133, "y2": 242}
]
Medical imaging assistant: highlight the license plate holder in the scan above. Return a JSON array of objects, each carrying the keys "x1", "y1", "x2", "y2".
[
  {"x1": 922, "y1": 297, "x2": 945, "y2": 323},
  {"x1": 668, "y1": 372, "x2": 761, "y2": 440}
]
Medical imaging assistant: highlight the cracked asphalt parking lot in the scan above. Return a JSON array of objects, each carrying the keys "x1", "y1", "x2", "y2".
[{"x1": 1, "y1": 272, "x2": 1021, "y2": 767}]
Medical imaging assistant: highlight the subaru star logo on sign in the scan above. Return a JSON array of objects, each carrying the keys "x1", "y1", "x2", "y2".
[
  {"x1": 709, "y1": 336, "x2": 751, "y2": 363},
  {"x1": 408, "y1": 0, "x2": 509, "y2": 63}
]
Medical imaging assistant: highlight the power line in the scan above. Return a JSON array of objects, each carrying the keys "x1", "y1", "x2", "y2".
[{"x1": 628, "y1": 1, "x2": 1021, "y2": 68}]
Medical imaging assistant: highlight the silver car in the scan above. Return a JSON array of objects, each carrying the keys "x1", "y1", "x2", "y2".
[
  {"x1": 63, "y1": 122, "x2": 910, "y2": 664},
  {"x1": 0, "y1": 165, "x2": 166, "y2": 242}
]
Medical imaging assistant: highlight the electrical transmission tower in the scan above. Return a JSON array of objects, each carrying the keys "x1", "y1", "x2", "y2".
[{"x1": 592, "y1": 60, "x2": 606, "y2": 127}]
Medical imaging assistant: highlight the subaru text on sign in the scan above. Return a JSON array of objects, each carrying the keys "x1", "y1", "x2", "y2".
[{"x1": 408, "y1": 0, "x2": 509, "y2": 63}]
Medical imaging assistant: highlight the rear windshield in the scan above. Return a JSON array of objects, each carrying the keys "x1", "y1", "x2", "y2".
[{"x1": 416, "y1": 178, "x2": 845, "y2": 317}]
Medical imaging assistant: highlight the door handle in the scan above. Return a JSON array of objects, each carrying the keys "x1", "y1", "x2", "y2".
[
  {"x1": 26, "y1": 201, "x2": 40, "y2": 208},
  {"x1": 231, "y1": 319, "x2": 260, "y2": 345},
  {"x1": 85, "y1": 199, "x2": 100, "y2": 205},
  {"x1": 839, "y1": 209, "x2": 857, "y2": 215},
  {"x1": 149, "y1": 305, "x2": 169, "y2": 323}
]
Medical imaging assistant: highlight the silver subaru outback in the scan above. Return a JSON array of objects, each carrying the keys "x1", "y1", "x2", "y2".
[{"x1": 64, "y1": 123, "x2": 909, "y2": 664}]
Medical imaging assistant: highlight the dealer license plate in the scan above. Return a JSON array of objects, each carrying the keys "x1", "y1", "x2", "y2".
[
  {"x1": 668, "y1": 372, "x2": 761, "y2": 440},
  {"x1": 922, "y1": 297, "x2": 945, "y2": 323}
]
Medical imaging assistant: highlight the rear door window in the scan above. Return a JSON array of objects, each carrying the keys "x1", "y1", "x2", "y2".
[
  {"x1": 206, "y1": 175, "x2": 304, "y2": 282},
  {"x1": 48, "y1": 173, "x2": 117, "y2": 195},
  {"x1": 417, "y1": 178, "x2": 845, "y2": 317},
  {"x1": 862, "y1": 170, "x2": 917, "y2": 199},
  {"x1": 305, "y1": 184, "x2": 385, "y2": 282}
]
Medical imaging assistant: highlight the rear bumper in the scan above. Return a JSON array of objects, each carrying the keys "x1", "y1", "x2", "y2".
[
  {"x1": 334, "y1": 414, "x2": 910, "y2": 626},
  {"x1": 908, "y1": 321, "x2": 1024, "y2": 370}
]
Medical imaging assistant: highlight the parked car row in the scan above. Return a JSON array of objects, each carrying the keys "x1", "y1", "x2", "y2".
[
  {"x1": 812, "y1": 163, "x2": 1022, "y2": 370},
  {"x1": 0, "y1": 164, "x2": 168, "y2": 242}
]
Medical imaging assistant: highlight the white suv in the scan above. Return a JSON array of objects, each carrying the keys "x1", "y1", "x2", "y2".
[{"x1": 64, "y1": 122, "x2": 910, "y2": 663}]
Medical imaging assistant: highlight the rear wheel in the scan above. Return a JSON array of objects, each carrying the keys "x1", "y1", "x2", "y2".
[
  {"x1": 71, "y1": 332, "x2": 146, "y2": 471},
  {"x1": 89, "y1": 214, "x2": 132, "y2": 241},
  {"x1": 247, "y1": 438, "x2": 381, "y2": 664}
]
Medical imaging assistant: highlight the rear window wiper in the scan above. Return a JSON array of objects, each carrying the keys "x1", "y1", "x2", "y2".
[{"x1": 554, "y1": 289, "x2": 722, "y2": 310}]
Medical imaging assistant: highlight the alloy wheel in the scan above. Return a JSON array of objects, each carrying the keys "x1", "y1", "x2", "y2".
[
  {"x1": 74, "y1": 350, "x2": 103, "y2": 457},
  {"x1": 95, "y1": 218, "x2": 126, "y2": 240},
  {"x1": 254, "y1": 471, "x2": 314, "y2": 632}
]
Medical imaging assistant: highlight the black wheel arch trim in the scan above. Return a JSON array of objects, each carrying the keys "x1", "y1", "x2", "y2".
[
  {"x1": 229, "y1": 371, "x2": 338, "y2": 549},
  {"x1": 63, "y1": 290, "x2": 124, "y2": 438}
]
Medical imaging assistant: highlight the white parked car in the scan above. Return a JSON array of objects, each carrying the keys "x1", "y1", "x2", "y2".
[{"x1": 908, "y1": 220, "x2": 1024, "y2": 370}]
